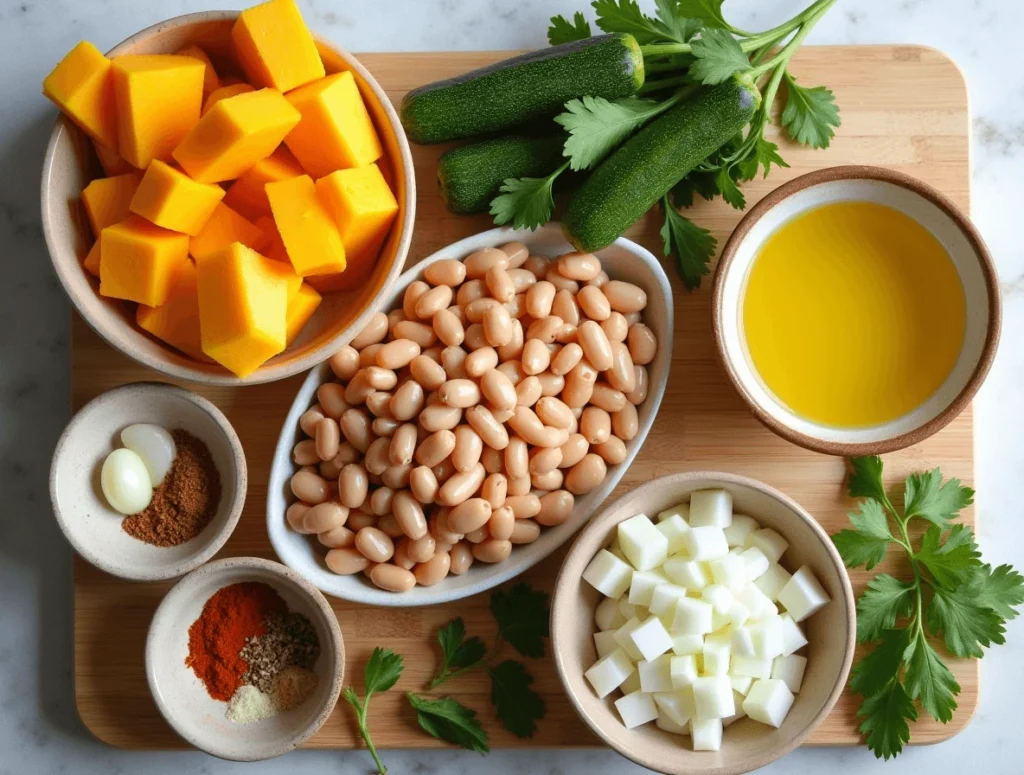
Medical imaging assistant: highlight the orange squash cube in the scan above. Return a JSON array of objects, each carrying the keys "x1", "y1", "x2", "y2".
[
  {"x1": 222, "y1": 145, "x2": 304, "y2": 219},
  {"x1": 250, "y1": 215, "x2": 278, "y2": 254},
  {"x1": 136, "y1": 260, "x2": 210, "y2": 362},
  {"x1": 81, "y1": 173, "x2": 140, "y2": 237},
  {"x1": 43, "y1": 41, "x2": 118, "y2": 150},
  {"x1": 99, "y1": 215, "x2": 190, "y2": 306},
  {"x1": 176, "y1": 45, "x2": 221, "y2": 97},
  {"x1": 93, "y1": 141, "x2": 136, "y2": 177},
  {"x1": 83, "y1": 241, "x2": 101, "y2": 278},
  {"x1": 172, "y1": 88, "x2": 300, "y2": 184},
  {"x1": 196, "y1": 243, "x2": 288, "y2": 378},
  {"x1": 189, "y1": 203, "x2": 265, "y2": 260},
  {"x1": 130, "y1": 160, "x2": 225, "y2": 235},
  {"x1": 202, "y1": 83, "x2": 254, "y2": 115},
  {"x1": 266, "y1": 174, "x2": 346, "y2": 277},
  {"x1": 286, "y1": 282, "x2": 322, "y2": 344},
  {"x1": 231, "y1": 0, "x2": 324, "y2": 93},
  {"x1": 112, "y1": 54, "x2": 205, "y2": 168},
  {"x1": 284, "y1": 72, "x2": 383, "y2": 178},
  {"x1": 317, "y1": 163, "x2": 398, "y2": 262}
]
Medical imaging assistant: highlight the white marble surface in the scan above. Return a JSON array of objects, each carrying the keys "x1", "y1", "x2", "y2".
[{"x1": 1, "y1": 0, "x2": 1022, "y2": 772}]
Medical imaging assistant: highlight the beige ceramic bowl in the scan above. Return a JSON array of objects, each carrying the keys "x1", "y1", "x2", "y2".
[
  {"x1": 551, "y1": 471, "x2": 855, "y2": 775},
  {"x1": 49, "y1": 382, "x2": 246, "y2": 580},
  {"x1": 146, "y1": 556, "x2": 344, "y2": 761},
  {"x1": 713, "y1": 166, "x2": 1000, "y2": 456},
  {"x1": 40, "y1": 11, "x2": 415, "y2": 385}
]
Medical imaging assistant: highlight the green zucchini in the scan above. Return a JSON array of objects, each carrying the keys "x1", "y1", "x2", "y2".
[
  {"x1": 401, "y1": 34, "x2": 644, "y2": 144},
  {"x1": 562, "y1": 78, "x2": 759, "y2": 253},
  {"x1": 437, "y1": 134, "x2": 566, "y2": 215}
]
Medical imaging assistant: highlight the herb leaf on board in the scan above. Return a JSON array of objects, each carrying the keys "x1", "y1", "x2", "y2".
[
  {"x1": 781, "y1": 71, "x2": 841, "y2": 149},
  {"x1": 660, "y1": 195, "x2": 717, "y2": 290},
  {"x1": 489, "y1": 660, "x2": 546, "y2": 738},
  {"x1": 490, "y1": 583, "x2": 551, "y2": 658},
  {"x1": 407, "y1": 693, "x2": 490, "y2": 754}
]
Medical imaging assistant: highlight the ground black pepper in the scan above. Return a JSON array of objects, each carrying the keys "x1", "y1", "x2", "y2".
[{"x1": 240, "y1": 611, "x2": 320, "y2": 693}]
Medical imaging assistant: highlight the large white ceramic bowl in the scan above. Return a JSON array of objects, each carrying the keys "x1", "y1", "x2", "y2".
[{"x1": 267, "y1": 223, "x2": 673, "y2": 605}]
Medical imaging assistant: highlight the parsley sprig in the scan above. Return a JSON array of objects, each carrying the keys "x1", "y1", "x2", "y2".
[
  {"x1": 834, "y1": 457, "x2": 1024, "y2": 760},
  {"x1": 342, "y1": 648, "x2": 404, "y2": 775}
]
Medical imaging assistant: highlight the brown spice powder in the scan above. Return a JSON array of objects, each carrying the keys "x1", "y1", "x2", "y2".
[{"x1": 123, "y1": 429, "x2": 221, "y2": 547}]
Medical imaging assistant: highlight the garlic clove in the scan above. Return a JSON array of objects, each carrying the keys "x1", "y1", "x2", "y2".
[
  {"x1": 120, "y1": 424, "x2": 176, "y2": 486},
  {"x1": 100, "y1": 448, "x2": 153, "y2": 515}
]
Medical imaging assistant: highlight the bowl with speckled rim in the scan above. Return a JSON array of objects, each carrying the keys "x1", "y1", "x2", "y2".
[
  {"x1": 551, "y1": 471, "x2": 856, "y2": 775},
  {"x1": 49, "y1": 381, "x2": 245, "y2": 580},
  {"x1": 146, "y1": 556, "x2": 344, "y2": 761},
  {"x1": 40, "y1": 11, "x2": 414, "y2": 385}
]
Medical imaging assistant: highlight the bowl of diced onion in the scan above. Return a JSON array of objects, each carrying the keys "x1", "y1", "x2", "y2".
[{"x1": 550, "y1": 471, "x2": 855, "y2": 775}]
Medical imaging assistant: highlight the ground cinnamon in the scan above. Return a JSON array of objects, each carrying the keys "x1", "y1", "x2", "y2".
[{"x1": 122, "y1": 429, "x2": 220, "y2": 547}]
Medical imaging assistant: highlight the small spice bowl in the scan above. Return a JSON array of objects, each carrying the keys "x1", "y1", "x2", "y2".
[
  {"x1": 147, "y1": 557, "x2": 344, "y2": 761},
  {"x1": 49, "y1": 382, "x2": 245, "y2": 580}
]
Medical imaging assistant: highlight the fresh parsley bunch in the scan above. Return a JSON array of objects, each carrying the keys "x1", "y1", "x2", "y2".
[
  {"x1": 494, "y1": 0, "x2": 841, "y2": 289},
  {"x1": 834, "y1": 457, "x2": 1024, "y2": 760}
]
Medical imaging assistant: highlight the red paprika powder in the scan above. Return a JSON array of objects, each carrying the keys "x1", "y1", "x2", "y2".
[{"x1": 185, "y1": 581, "x2": 288, "y2": 701}]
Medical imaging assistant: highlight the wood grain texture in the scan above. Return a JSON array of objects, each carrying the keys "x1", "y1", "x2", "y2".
[{"x1": 71, "y1": 45, "x2": 977, "y2": 750}]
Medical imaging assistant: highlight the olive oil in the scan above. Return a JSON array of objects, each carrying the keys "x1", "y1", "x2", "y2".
[{"x1": 742, "y1": 201, "x2": 966, "y2": 428}]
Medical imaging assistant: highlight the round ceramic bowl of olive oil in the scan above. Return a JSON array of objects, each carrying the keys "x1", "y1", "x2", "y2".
[{"x1": 713, "y1": 166, "x2": 1000, "y2": 456}]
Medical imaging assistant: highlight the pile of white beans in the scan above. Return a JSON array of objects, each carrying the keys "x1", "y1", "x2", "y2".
[{"x1": 286, "y1": 241, "x2": 658, "y2": 593}]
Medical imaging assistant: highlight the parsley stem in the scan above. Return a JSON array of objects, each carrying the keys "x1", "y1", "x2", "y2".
[
  {"x1": 747, "y1": 1, "x2": 833, "y2": 79},
  {"x1": 639, "y1": 74, "x2": 691, "y2": 94},
  {"x1": 355, "y1": 701, "x2": 387, "y2": 775}
]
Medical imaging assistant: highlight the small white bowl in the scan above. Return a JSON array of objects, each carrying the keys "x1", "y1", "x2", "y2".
[
  {"x1": 49, "y1": 382, "x2": 245, "y2": 580},
  {"x1": 266, "y1": 223, "x2": 674, "y2": 606},
  {"x1": 146, "y1": 557, "x2": 344, "y2": 761},
  {"x1": 713, "y1": 166, "x2": 1000, "y2": 455}
]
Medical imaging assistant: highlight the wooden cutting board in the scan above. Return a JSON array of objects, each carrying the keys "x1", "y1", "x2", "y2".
[{"x1": 71, "y1": 45, "x2": 977, "y2": 750}]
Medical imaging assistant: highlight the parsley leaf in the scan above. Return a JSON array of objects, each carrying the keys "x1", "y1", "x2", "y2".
[
  {"x1": 343, "y1": 648, "x2": 404, "y2": 775},
  {"x1": 690, "y1": 28, "x2": 750, "y2": 85},
  {"x1": 847, "y1": 456, "x2": 888, "y2": 504},
  {"x1": 430, "y1": 618, "x2": 487, "y2": 688},
  {"x1": 850, "y1": 627, "x2": 909, "y2": 698},
  {"x1": 489, "y1": 660, "x2": 546, "y2": 738},
  {"x1": 671, "y1": 171, "x2": 720, "y2": 207},
  {"x1": 592, "y1": 0, "x2": 668, "y2": 44},
  {"x1": 916, "y1": 524, "x2": 981, "y2": 589},
  {"x1": 547, "y1": 12, "x2": 592, "y2": 45},
  {"x1": 751, "y1": 135, "x2": 788, "y2": 178},
  {"x1": 903, "y1": 632, "x2": 960, "y2": 723},
  {"x1": 856, "y1": 574, "x2": 914, "y2": 643},
  {"x1": 857, "y1": 679, "x2": 917, "y2": 760},
  {"x1": 660, "y1": 195, "x2": 717, "y2": 290},
  {"x1": 903, "y1": 468, "x2": 974, "y2": 528},
  {"x1": 489, "y1": 163, "x2": 567, "y2": 231},
  {"x1": 407, "y1": 693, "x2": 490, "y2": 754},
  {"x1": 678, "y1": 0, "x2": 729, "y2": 29},
  {"x1": 654, "y1": 0, "x2": 704, "y2": 43},
  {"x1": 927, "y1": 584, "x2": 1006, "y2": 658},
  {"x1": 833, "y1": 500, "x2": 895, "y2": 571},
  {"x1": 714, "y1": 164, "x2": 745, "y2": 209},
  {"x1": 972, "y1": 564, "x2": 1024, "y2": 620},
  {"x1": 781, "y1": 71, "x2": 841, "y2": 149},
  {"x1": 490, "y1": 583, "x2": 550, "y2": 658},
  {"x1": 555, "y1": 96, "x2": 665, "y2": 171}
]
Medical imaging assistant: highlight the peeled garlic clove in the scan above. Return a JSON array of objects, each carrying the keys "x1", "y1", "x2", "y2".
[
  {"x1": 120, "y1": 424, "x2": 176, "y2": 486},
  {"x1": 101, "y1": 449, "x2": 153, "y2": 515}
]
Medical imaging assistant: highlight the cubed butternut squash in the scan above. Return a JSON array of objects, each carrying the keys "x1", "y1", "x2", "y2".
[
  {"x1": 81, "y1": 173, "x2": 139, "y2": 237},
  {"x1": 136, "y1": 259, "x2": 210, "y2": 362},
  {"x1": 176, "y1": 45, "x2": 221, "y2": 97},
  {"x1": 250, "y1": 214, "x2": 278, "y2": 254},
  {"x1": 286, "y1": 282, "x2": 322, "y2": 344},
  {"x1": 189, "y1": 203, "x2": 265, "y2": 260},
  {"x1": 222, "y1": 145, "x2": 303, "y2": 219},
  {"x1": 94, "y1": 141, "x2": 136, "y2": 177},
  {"x1": 316, "y1": 163, "x2": 397, "y2": 263},
  {"x1": 112, "y1": 54, "x2": 205, "y2": 168},
  {"x1": 42, "y1": 41, "x2": 118, "y2": 150},
  {"x1": 202, "y1": 82, "x2": 254, "y2": 115},
  {"x1": 130, "y1": 160, "x2": 225, "y2": 235},
  {"x1": 266, "y1": 175, "x2": 346, "y2": 277},
  {"x1": 196, "y1": 243, "x2": 288, "y2": 377},
  {"x1": 83, "y1": 241, "x2": 101, "y2": 277},
  {"x1": 284, "y1": 72, "x2": 383, "y2": 178},
  {"x1": 99, "y1": 215, "x2": 190, "y2": 306},
  {"x1": 231, "y1": 0, "x2": 324, "y2": 93},
  {"x1": 172, "y1": 88, "x2": 300, "y2": 183}
]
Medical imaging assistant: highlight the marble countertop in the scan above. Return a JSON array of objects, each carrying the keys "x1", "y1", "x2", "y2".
[{"x1": 2, "y1": 0, "x2": 1022, "y2": 772}]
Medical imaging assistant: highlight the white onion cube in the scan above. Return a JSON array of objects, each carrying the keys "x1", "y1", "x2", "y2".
[
  {"x1": 732, "y1": 625, "x2": 756, "y2": 658},
  {"x1": 615, "y1": 690, "x2": 660, "y2": 728},
  {"x1": 618, "y1": 598, "x2": 640, "y2": 620},
  {"x1": 684, "y1": 526, "x2": 730, "y2": 561},
  {"x1": 662, "y1": 558, "x2": 708, "y2": 590},
  {"x1": 692, "y1": 675, "x2": 735, "y2": 720},
  {"x1": 779, "y1": 614, "x2": 808, "y2": 656},
  {"x1": 778, "y1": 566, "x2": 831, "y2": 622},
  {"x1": 724, "y1": 514, "x2": 759, "y2": 547},
  {"x1": 594, "y1": 630, "x2": 619, "y2": 658},
  {"x1": 649, "y1": 583, "x2": 689, "y2": 616},
  {"x1": 585, "y1": 648, "x2": 635, "y2": 698},
  {"x1": 691, "y1": 717, "x2": 723, "y2": 751},
  {"x1": 620, "y1": 669, "x2": 642, "y2": 694},
  {"x1": 628, "y1": 570, "x2": 666, "y2": 608},
  {"x1": 725, "y1": 602, "x2": 751, "y2": 629},
  {"x1": 702, "y1": 632, "x2": 732, "y2": 676},
  {"x1": 749, "y1": 616, "x2": 784, "y2": 660},
  {"x1": 608, "y1": 537, "x2": 628, "y2": 563},
  {"x1": 656, "y1": 514, "x2": 691, "y2": 555},
  {"x1": 711, "y1": 609, "x2": 732, "y2": 633},
  {"x1": 688, "y1": 489, "x2": 733, "y2": 528},
  {"x1": 731, "y1": 655, "x2": 772, "y2": 679},
  {"x1": 738, "y1": 583, "x2": 778, "y2": 620},
  {"x1": 754, "y1": 563, "x2": 792, "y2": 601},
  {"x1": 749, "y1": 528, "x2": 789, "y2": 563},
  {"x1": 618, "y1": 514, "x2": 669, "y2": 571},
  {"x1": 638, "y1": 654, "x2": 674, "y2": 693},
  {"x1": 772, "y1": 654, "x2": 808, "y2": 693},
  {"x1": 595, "y1": 597, "x2": 626, "y2": 631},
  {"x1": 701, "y1": 583, "x2": 735, "y2": 614},
  {"x1": 630, "y1": 615, "x2": 674, "y2": 661},
  {"x1": 731, "y1": 675, "x2": 753, "y2": 695},
  {"x1": 583, "y1": 549, "x2": 633, "y2": 598},
  {"x1": 613, "y1": 617, "x2": 645, "y2": 661},
  {"x1": 709, "y1": 554, "x2": 747, "y2": 592},
  {"x1": 656, "y1": 502, "x2": 689, "y2": 523},
  {"x1": 670, "y1": 655, "x2": 698, "y2": 688},
  {"x1": 671, "y1": 597, "x2": 714, "y2": 636},
  {"x1": 656, "y1": 714, "x2": 689, "y2": 735},
  {"x1": 743, "y1": 679, "x2": 794, "y2": 728},
  {"x1": 740, "y1": 546, "x2": 770, "y2": 581},
  {"x1": 653, "y1": 688, "x2": 695, "y2": 726},
  {"x1": 722, "y1": 691, "x2": 749, "y2": 727},
  {"x1": 671, "y1": 633, "x2": 704, "y2": 656}
]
